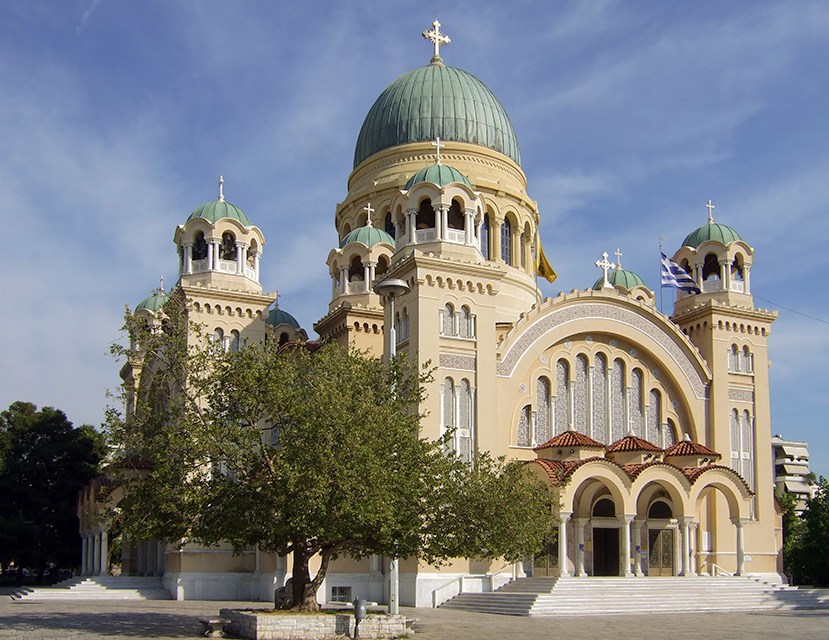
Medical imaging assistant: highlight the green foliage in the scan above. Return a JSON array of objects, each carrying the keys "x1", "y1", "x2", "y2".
[
  {"x1": 786, "y1": 478, "x2": 829, "y2": 585},
  {"x1": 107, "y1": 308, "x2": 556, "y2": 609},
  {"x1": 0, "y1": 402, "x2": 104, "y2": 576},
  {"x1": 775, "y1": 488, "x2": 803, "y2": 577}
]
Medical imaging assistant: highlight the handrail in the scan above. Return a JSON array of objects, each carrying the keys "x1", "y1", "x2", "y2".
[
  {"x1": 699, "y1": 562, "x2": 731, "y2": 577},
  {"x1": 431, "y1": 563, "x2": 516, "y2": 608}
]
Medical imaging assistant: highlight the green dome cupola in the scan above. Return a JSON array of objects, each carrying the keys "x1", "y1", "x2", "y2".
[
  {"x1": 340, "y1": 220, "x2": 395, "y2": 249},
  {"x1": 185, "y1": 177, "x2": 251, "y2": 226},
  {"x1": 135, "y1": 289, "x2": 168, "y2": 314},
  {"x1": 354, "y1": 62, "x2": 521, "y2": 169},
  {"x1": 266, "y1": 306, "x2": 301, "y2": 330},
  {"x1": 681, "y1": 201, "x2": 742, "y2": 248},
  {"x1": 592, "y1": 268, "x2": 648, "y2": 292},
  {"x1": 405, "y1": 164, "x2": 472, "y2": 190}
]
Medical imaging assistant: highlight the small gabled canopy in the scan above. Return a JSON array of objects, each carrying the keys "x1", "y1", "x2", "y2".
[
  {"x1": 607, "y1": 432, "x2": 663, "y2": 453},
  {"x1": 534, "y1": 430, "x2": 606, "y2": 451},
  {"x1": 664, "y1": 434, "x2": 721, "y2": 460}
]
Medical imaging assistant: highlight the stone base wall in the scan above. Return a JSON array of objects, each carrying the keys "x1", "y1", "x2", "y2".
[{"x1": 220, "y1": 609, "x2": 410, "y2": 640}]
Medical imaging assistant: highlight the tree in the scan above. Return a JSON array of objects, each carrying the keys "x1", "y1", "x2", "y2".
[
  {"x1": 786, "y1": 477, "x2": 829, "y2": 585},
  {"x1": 775, "y1": 488, "x2": 803, "y2": 580},
  {"x1": 108, "y1": 308, "x2": 556, "y2": 611},
  {"x1": 0, "y1": 402, "x2": 104, "y2": 579}
]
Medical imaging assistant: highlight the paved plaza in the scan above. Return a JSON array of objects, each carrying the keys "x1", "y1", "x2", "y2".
[{"x1": 2, "y1": 590, "x2": 829, "y2": 640}]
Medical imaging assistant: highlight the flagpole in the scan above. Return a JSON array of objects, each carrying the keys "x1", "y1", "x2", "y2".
[{"x1": 659, "y1": 236, "x2": 664, "y2": 315}]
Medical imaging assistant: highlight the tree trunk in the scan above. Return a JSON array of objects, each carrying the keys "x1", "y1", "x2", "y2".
[{"x1": 289, "y1": 546, "x2": 320, "y2": 612}]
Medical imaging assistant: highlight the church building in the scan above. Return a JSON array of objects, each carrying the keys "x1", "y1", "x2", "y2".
[{"x1": 79, "y1": 22, "x2": 782, "y2": 607}]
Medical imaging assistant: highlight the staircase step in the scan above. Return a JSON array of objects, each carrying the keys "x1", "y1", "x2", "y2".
[{"x1": 11, "y1": 576, "x2": 171, "y2": 601}]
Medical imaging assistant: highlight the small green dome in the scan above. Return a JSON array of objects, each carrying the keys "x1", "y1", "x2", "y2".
[
  {"x1": 354, "y1": 63, "x2": 521, "y2": 169},
  {"x1": 266, "y1": 306, "x2": 301, "y2": 330},
  {"x1": 339, "y1": 224, "x2": 395, "y2": 249},
  {"x1": 593, "y1": 269, "x2": 649, "y2": 291},
  {"x1": 186, "y1": 200, "x2": 251, "y2": 226},
  {"x1": 682, "y1": 222, "x2": 742, "y2": 248},
  {"x1": 135, "y1": 291, "x2": 168, "y2": 313},
  {"x1": 405, "y1": 164, "x2": 472, "y2": 190}
]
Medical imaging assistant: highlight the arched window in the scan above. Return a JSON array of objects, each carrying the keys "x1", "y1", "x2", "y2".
[
  {"x1": 730, "y1": 409, "x2": 740, "y2": 473},
  {"x1": 442, "y1": 303, "x2": 455, "y2": 336},
  {"x1": 702, "y1": 253, "x2": 720, "y2": 280},
  {"x1": 401, "y1": 307, "x2": 409, "y2": 342},
  {"x1": 741, "y1": 410, "x2": 754, "y2": 489},
  {"x1": 376, "y1": 256, "x2": 389, "y2": 281},
  {"x1": 592, "y1": 353, "x2": 608, "y2": 443},
  {"x1": 729, "y1": 344, "x2": 739, "y2": 372},
  {"x1": 278, "y1": 332, "x2": 289, "y2": 346},
  {"x1": 458, "y1": 306, "x2": 472, "y2": 338},
  {"x1": 221, "y1": 232, "x2": 237, "y2": 261},
  {"x1": 536, "y1": 377, "x2": 551, "y2": 445},
  {"x1": 229, "y1": 329, "x2": 241, "y2": 353},
  {"x1": 741, "y1": 346, "x2": 753, "y2": 373},
  {"x1": 443, "y1": 377, "x2": 455, "y2": 432},
  {"x1": 665, "y1": 418, "x2": 677, "y2": 447},
  {"x1": 648, "y1": 501, "x2": 672, "y2": 519},
  {"x1": 417, "y1": 198, "x2": 435, "y2": 229},
  {"x1": 501, "y1": 218, "x2": 512, "y2": 265},
  {"x1": 457, "y1": 379, "x2": 473, "y2": 463},
  {"x1": 385, "y1": 212, "x2": 395, "y2": 239},
  {"x1": 554, "y1": 359, "x2": 569, "y2": 435},
  {"x1": 593, "y1": 498, "x2": 615, "y2": 517},
  {"x1": 481, "y1": 214, "x2": 489, "y2": 259},
  {"x1": 193, "y1": 231, "x2": 208, "y2": 260},
  {"x1": 517, "y1": 404, "x2": 531, "y2": 447},
  {"x1": 447, "y1": 199, "x2": 464, "y2": 230},
  {"x1": 348, "y1": 255, "x2": 363, "y2": 282},
  {"x1": 213, "y1": 328, "x2": 225, "y2": 351}
]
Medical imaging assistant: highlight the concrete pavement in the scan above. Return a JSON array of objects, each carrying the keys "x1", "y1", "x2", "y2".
[{"x1": 2, "y1": 591, "x2": 829, "y2": 639}]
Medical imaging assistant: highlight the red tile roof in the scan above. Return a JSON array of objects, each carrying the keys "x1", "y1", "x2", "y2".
[
  {"x1": 664, "y1": 439, "x2": 721, "y2": 459},
  {"x1": 606, "y1": 434, "x2": 663, "y2": 453},
  {"x1": 681, "y1": 465, "x2": 754, "y2": 494},
  {"x1": 534, "y1": 430, "x2": 606, "y2": 451}
]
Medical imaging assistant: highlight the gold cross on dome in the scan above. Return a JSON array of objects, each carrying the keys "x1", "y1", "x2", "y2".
[
  {"x1": 423, "y1": 19, "x2": 450, "y2": 61},
  {"x1": 595, "y1": 252, "x2": 616, "y2": 289},
  {"x1": 218, "y1": 176, "x2": 225, "y2": 202},
  {"x1": 364, "y1": 202, "x2": 374, "y2": 226},
  {"x1": 432, "y1": 137, "x2": 445, "y2": 165},
  {"x1": 614, "y1": 248, "x2": 623, "y2": 269},
  {"x1": 706, "y1": 199, "x2": 715, "y2": 223}
]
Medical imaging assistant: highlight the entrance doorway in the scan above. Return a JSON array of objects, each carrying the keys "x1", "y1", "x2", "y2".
[
  {"x1": 533, "y1": 539, "x2": 558, "y2": 577},
  {"x1": 648, "y1": 529, "x2": 674, "y2": 576},
  {"x1": 593, "y1": 528, "x2": 619, "y2": 576}
]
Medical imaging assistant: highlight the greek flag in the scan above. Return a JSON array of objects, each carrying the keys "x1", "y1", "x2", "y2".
[{"x1": 661, "y1": 252, "x2": 700, "y2": 293}]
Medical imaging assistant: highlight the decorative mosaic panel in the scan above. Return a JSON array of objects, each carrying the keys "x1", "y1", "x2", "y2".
[
  {"x1": 536, "y1": 377, "x2": 551, "y2": 444},
  {"x1": 555, "y1": 359, "x2": 569, "y2": 434},
  {"x1": 611, "y1": 359, "x2": 625, "y2": 443},
  {"x1": 728, "y1": 388, "x2": 754, "y2": 403},
  {"x1": 592, "y1": 353, "x2": 608, "y2": 443},
  {"x1": 459, "y1": 380, "x2": 470, "y2": 430},
  {"x1": 630, "y1": 369, "x2": 644, "y2": 437},
  {"x1": 439, "y1": 352, "x2": 476, "y2": 371},
  {"x1": 574, "y1": 355, "x2": 588, "y2": 434},
  {"x1": 647, "y1": 389, "x2": 661, "y2": 444},
  {"x1": 443, "y1": 378, "x2": 455, "y2": 430},
  {"x1": 496, "y1": 302, "x2": 708, "y2": 399},
  {"x1": 517, "y1": 405, "x2": 530, "y2": 447}
]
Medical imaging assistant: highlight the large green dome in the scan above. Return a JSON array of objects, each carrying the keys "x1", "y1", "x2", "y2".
[
  {"x1": 266, "y1": 306, "x2": 301, "y2": 330},
  {"x1": 593, "y1": 269, "x2": 649, "y2": 291},
  {"x1": 354, "y1": 63, "x2": 521, "y2": 169},
  {"x1": 405, "y1": 164, "x2": 472, "y2": 190},
  {"x1": 186, "y1": 200, "x2": 251, "y2": 226},
  {"x1": 682, "y1": 222, "x2": 742, "y2": 248},
  {"x1": 135, "y1": 291, "x2": 168, "y2": 313}
]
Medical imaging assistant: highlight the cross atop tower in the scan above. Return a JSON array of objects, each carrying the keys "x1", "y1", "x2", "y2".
[
  {"x1": 423, "y1": 19, "x2": 450, "y2": 63},
  {"x1": 706, "y1": 199, "x2": 715, "y2": 224},
  {"x1": 364, "y1": 202, "x2": 374, "y2": 226},
  {"x1": 159, "y1": 274, "x2": 165, "y2": 294},
  {"x1": 432, "y1": 137, "x2": 445, "y2": 165},
  {"x1": 595, "y1": 252, "x2": 616, "y2": 289},
  {"x1": 218, "y1": 176, "x2": 225, "y2": 202},
  {"x1": 614, "y1": 248, "x2": 623, "y2": 269}
]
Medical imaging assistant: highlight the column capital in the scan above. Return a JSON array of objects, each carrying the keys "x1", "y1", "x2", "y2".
[
  {"x1": 559, "y1": 510, "x2": 573, "y2": 522},
  {"x1": 619, "y1": 514, "x2": 636, "y2": 524},
  {"x1": 730, "y1": 516, "x2": 750, "y2": 527}
]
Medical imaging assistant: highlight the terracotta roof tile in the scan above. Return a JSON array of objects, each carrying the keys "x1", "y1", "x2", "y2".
[
  {"x1": 606, "y1": 434, "x2": 663, "y2": 453},
  {"x1": 534, "y1": 430, "x2": 607, "y2": 451},
  {"x1": 664, "y1": 439, "x2": 721, "y2": 459},
  {"x1": 681, "y1": 464, "x2": 754, "y2": 495}
]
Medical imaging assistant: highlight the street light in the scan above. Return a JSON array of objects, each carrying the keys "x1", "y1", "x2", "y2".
[{"x1": 372, "y1": 277, "x2": 410, "y2": 615}]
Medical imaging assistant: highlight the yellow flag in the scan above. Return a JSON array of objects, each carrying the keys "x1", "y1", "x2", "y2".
[{"x1": 535, "y1": 236, "x2": 557, "y2": 283}]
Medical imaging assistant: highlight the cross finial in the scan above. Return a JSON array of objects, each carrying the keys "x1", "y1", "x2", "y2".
[
  {"x1": 218, "y1": 176, "x2": 225, "y2": 202},
  {"x1": 595, "y1": 251, "x2": 616, "y2": 289},
  {"x1": 432, "y1": 137, "x2": 445, "y2": 165},
  {"x1": 614, "y1": 248, "x2": 623, "y2": 269},
  {"x1": 423, "y1": 19, "x2": 450, "y2": 63},
  {"x1": 706, "y1": 199, "x2": 715, "y2": 224},
  {"x1": 159, "y1": 274, "x2": 165, "y2": 294},
  {"x1": 364, "y1": 202, "x2": 374, "y2": 226}
]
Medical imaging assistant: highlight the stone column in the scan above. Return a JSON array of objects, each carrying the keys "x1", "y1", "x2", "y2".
[
  {"x1": 183, "y1": 243, "x2": 192, "y2": 275},
  {"x1": 632, "y1": 521, "x2": 643, "y2": 577},
  {"x1": 464, "y1": 210, "x2": 473, "y2": 244},
  {"x1": 207, "y1": 240, "x2": 215, "y2": 270},
  {"x1": 732, "y1": 517, "x2": 748, "y2": 576},
  {"x1": 407, "y1": 209, "x2": 417, "y2": 244},
  {"x1": 237, "y1": 242, "x2": 248, "y2": 275},
  {"x1": 679, "y1": 518, "x2": 693, "y2": 576},
  {"x1": 99, "y1": 530, "x2": 108, "y2": 576},
  {"x1": 339, "y1": 267, "x2": 348, "y2": 294},
  {"x1": 558, "y1": 511, "x2": 572, "y2": 577},
  {"x1": 81, "y1": 532, "x2": 88, "y2": 575},
  {"x1": 253, "y1": 251, "x2": 260, "y2": 282},
  {"x1": 212, "y1": 240, "x2": 221, "y2": 269},
  {"x1": 690, "y1": 522, "x2": 699, "y2": 574},
  {"x1": 721, "y1": 259, "x2": 730, "y2": 290},
  {"x1": 620, "y1": 516, "x2": 634, "y2": 577},
  {"x1": 575, "y1": 518, "x2": 587, "y2": 577},
  {"x1": 492, "y1": 221, "x2": 502, "y2": 262},
  {"x1": 744, "y1": 265, "x2": 751, "y2": 293},
  {"x1": 92, "y1": 532, "x2": 101, "y2": 577},
  {"x1": 363, "y1": 262, "x2": 371, "y2": 286}
]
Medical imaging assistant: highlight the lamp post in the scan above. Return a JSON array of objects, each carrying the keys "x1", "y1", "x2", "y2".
[{"x1": 372, "y1": 277, "x2": 410, "y2": 615}]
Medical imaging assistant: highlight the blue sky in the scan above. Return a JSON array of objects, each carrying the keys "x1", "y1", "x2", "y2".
[{"x1": 2, "y1": 1, "x2": 828, "y2": 475}]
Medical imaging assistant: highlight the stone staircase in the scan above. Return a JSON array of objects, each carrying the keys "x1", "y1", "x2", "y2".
[
  {"x1": 10, "y1": 576, "x2": 171, "y2": 601},
  {"x1": 439, "y1": 575, "x2": 829, "y2": 616}
]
